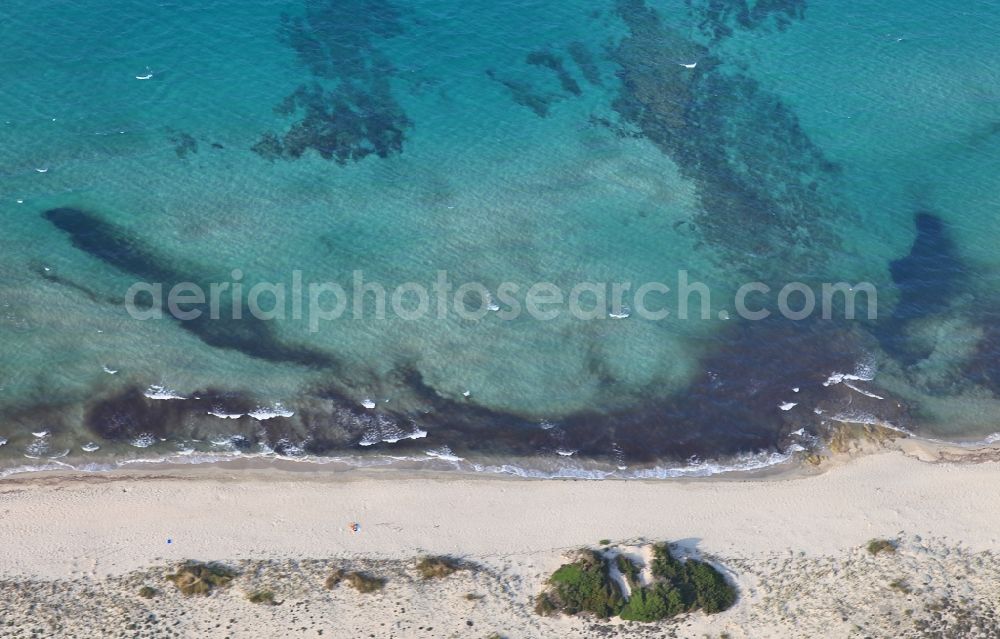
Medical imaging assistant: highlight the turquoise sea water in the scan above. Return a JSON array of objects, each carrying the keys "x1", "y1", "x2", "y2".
[{"x1": 0, "y1": 0, "x2": 998, "y2": 476}]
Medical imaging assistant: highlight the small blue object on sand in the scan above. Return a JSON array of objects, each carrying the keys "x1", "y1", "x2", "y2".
[{"x1": 167, "y1": 539, "x2": 173, "y2": 544}]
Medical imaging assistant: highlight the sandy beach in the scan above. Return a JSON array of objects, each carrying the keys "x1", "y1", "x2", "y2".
[{"x1": 2, "y1": 448, "x2": 1000, "y2": 637}]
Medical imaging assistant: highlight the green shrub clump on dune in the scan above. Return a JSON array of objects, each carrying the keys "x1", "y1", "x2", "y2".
[
  {"x1": 647, "y1": 543, "x2": 736, "y2": 614},
  {"x1": 535, "y1": 550, "x2": 623, "y2": 618},
  {"x1": 536, "y1": 543, "x2": 736, "y2": 623}
]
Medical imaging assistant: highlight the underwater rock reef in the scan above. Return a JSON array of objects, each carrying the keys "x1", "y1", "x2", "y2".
[
  {"x1": 686, "y1": 0, "x2": 806, "y2": 42},
  {"x1": 526, "y1": 50, "x2": 583, "y2": 97},
  {"x1": 874, "y1": 212, "x2": 1000, "y2": 405},
  {"x1": 43, "y1": 207, "x2": 338, "y2": 369},
  {"x1": 487, "y1": 42, "x2": 602, "y2": 117},
  {"x1": 567, "y1": 41, "x2": 604, "y2": 87},
  {"x1": 608, "y1": 0, "x2": 843, "y2": 279},
  {"x1": 253, "y1": 0, "x2": 410, "y2": 164}
]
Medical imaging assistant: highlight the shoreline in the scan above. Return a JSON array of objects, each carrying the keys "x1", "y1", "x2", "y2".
[{"x1": 3, "y1": 426, "x2": 1000, "y2": 485}]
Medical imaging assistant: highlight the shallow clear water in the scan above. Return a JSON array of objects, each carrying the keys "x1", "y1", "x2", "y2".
[{"x1": 1, "y1": 0, "x2": 998, "y2": 476}]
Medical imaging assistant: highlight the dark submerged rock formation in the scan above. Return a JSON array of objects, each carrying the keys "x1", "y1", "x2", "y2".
[
  {"x1": 253, "y1": 0, "x2": 410, "y2": 165},
  {"x1": 567, "y1": 42, "x2": 603, "y2": 86},
  {"x1": 876, "y1": 212, "x2": 966, "y2": 364},
  {"x1": 526, "y1": 51, "x2": 582, "y2": 97},
  {"x1": 686, "y1": 0, "x2": 806, "y2": 42},
  {"x1": 167, "y1": 130, "x2": 198, "y2": 159},
  {"x1": 43, "y1": 207, "x2": 337, "y2": 369},
  {"x1": 967, "y1": 309, "x2": 1000, "y2": 395},
  {"x1": 486, "y1": 69, "x2": 554, "y2": 118},
  {"x1": 888, "y1": 213, "x2": 965, "y2": 324},
  {"x1": 489, "y1": 46, "x2": 595, "y2": 117},
  {"x1": 266, "y1": 82, "x2": 408, "y2": 164},
  {"x1": 608, "y1": 0, "x2": 842, "y2": 278}
]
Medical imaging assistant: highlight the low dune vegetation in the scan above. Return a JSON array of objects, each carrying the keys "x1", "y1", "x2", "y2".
[
  {"x1": 535, "y1": 543, "x2": 736, "y2": 622},
  {"x1": 3, "y1": 540, "x2": 997, "y2": 637},
  {"x1": 415, "y1": 556, "x2": 467, "y2": 580},
  {"x1": 246, "y1": 590, "x2": 278, "y2": 605},
  {"x1": 164, "y1": 561, "x2": 237, "y2": 596},
  {"x1": 137, "y1": 585, "x2": 158, "y2": 599},
  {"x1": 325, "y1": 569, "x2": 387, "y2": 593},
  {"x1": 868, "y1": 538, "x2": 898, "y2": 556}
]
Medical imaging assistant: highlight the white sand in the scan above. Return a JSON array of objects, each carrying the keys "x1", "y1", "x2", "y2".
[{"x1": 2, "y1": 449, "x2": 1000, "y2": 637}]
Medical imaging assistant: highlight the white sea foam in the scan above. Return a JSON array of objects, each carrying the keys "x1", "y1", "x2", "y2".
[
  {"x1": 779, "y1": 402, "x2": 798, "y2": 411},
  {"x1": 843, "y1": 381, "x2": 885, "y2": 400},
  {"x1": 248, "y1": 403, "x2": 294, "y2": 420},
  {"x1": 272, "y1": 438, "x2": 305, "y2": 457},
  {"x1": 470, "y1": 446, "x2": 800, "y2": 480},
  {"x1": 0, "y1": 439, "x2": 808, "y2": 481},
  {"x1": 823, "y1": 358, "x2": 877, "y2": 388},
  {"x1": 613, "y1": 449, "x2": 798, "y2": 479},
  {"x1": 257, "y1": 441, "x2": 275, "y2": 455},
  {"x1": 826, "y1": 411, "x2": 910, "y2": 435},
  {"x1": 556, "y1": 448, "x2": 576, "y2": 457},
  {"x1": 361, "y1": 399, "x2": 376, "y2": 409},
  {"x1": 0, "y1": 438, "x2": 7, "y2": 447},
  {"x1": 144, "y1": 385, "x2": 186, "y2": 400},
  {"x1": 424, "y1": 447, "x2": 463, "y2": 462},
  {"x1": 359, "y1": 415, "x2": 428, "y2": 446},
  {"x1": 0, "y1": 461, "x2": 71, "y2": 478},
  {"x1": 823, "y1": 372, "x2": 866, "y2": 386},
  {"x1": 854, "y1": 356, "x2": 877, "y2": 381},
  {"x1": 31, "y1": 431, "x2": 49, "y2": 438},
  {"x1": 81, "y1": 442, "x2": 100, "y2": 452},
  {"x1": 207, "y1": 410, "x2": 244, "y2": 420},
  {"x1": 359, "y1": 424, "x2": 428, "y2": 446},
  {"x1": 210, "y1": 435, "x2": 246, "y2": 450},
  {"x1": 130, "y1": 434, "x2": 157, "y2": 448},
  {"x1": 24, "y1": 436, "x2": 50, "y2": 459},
  {"x1": 102, "y1": 365, "x2": 118, "y2": 375}
]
